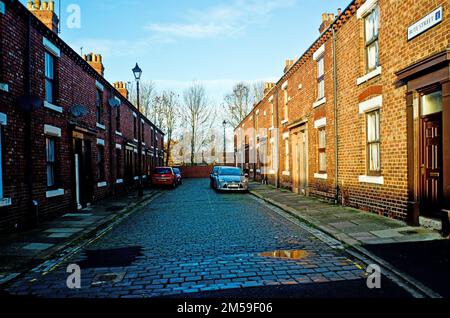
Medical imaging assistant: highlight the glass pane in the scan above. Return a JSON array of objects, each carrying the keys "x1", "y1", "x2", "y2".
[
  {"x1": 369, "y1": 143, "x2": 380, "y2": 171},
  {"x1": 367, "y1": 41, "x2": 378, "y2": 71},
  {"x1": 319, "y1": 152, "x2": 327, "y2": 172},
  {"x1": 318, "y1": 58, "x2": 324, "y2": 77},
  {"x1": 318, "y1": 80, "x2": 325, "y2": 99},
  {"x1": 365, "y1": 13, "x2": 374, "y2": 44},
  {"x1": 46, "y1": 138, "x2": 55, "y2": 162},
  {"x1": 421, "y1": 91, "x2": 442, "y2": 116},
  {"x1": 319, "y1": 129, "x2": 326, "y2": 148},
  {"x1": 367, "y1": 111, "x2": 380, "y2": 142},
  {"x1": 373, "y1": 7, "x2": 379, "y2": 38},
  {"x1": 45, "y1": 79, "x2": 53, "y2": 103},
  {"x1": 47, "y1": 164, "x2": 54, "y2": 187},
  {"x1": 45, "y1": 53, "x2": 52, "y2": 79}
]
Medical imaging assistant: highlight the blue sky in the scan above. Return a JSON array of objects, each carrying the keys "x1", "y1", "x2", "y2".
[{"x1": 24, "y1": 0, "x2": 349, "y2": 104}]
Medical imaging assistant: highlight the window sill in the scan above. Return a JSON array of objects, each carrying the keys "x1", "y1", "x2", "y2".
[
  {"x1": 46, "y1": 189, "x2": 65, "y2": 198},
  {"x1": 97, "y1": 181, "x2": 107, "y2": 188},
  {"x1": 96, "y1": 123, "x2": 106, "y2": 130},
  {"x1": 0, "y1": 198, "x2": 12, "y2": 207},
  {"x1": 356, "y1": 66, "x2": 382, "y2": 85},
  {"x1": 133, "y1": 139, "x2": 138, "y2": 143},
  {"x1": 359, "y1": 175, "x2": 384, "y2": 185},
  {"x1": 281, "y1": 119, "x2": 289, "y2": 125},
  {"x1": 0, "y1": 83, "x2": 9, "y2": 92},
  {"x1": 115, "y1": 131, "x2": 122, "y2": 136},
  {"x1": 116, "y1": 179, "x2": 124, "y2": 184},
  {"x1": 44, "y1": 101, "x2": 63, "y2": 113},
  {"x1": 313, "y1": 97, "x2": 326, "y2": 108},
  {"x1": 282, "y1": 171, "x2": 290, "y2": 176},
  {"x1": 314, "y1": 173, "x2": 328, "y2": 180}
]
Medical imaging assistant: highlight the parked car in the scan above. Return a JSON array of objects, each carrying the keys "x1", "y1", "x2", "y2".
[
  {"x1": 210, "y1": 166, "x2": 222, "y2": 188},
  {"x1": 151, "y1": 167, "x2": 177, "y2": 188},
  {"x1": 173, "y1": 167, "x2": 182, "y2": 185},
  {"x1": 211, "y1": 167, "x2": 249, "y2": 192}
]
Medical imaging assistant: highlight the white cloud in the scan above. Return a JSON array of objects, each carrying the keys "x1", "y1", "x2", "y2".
[
  {"x1": 69, "y1": 0, "x2": 296, "y2": 58},
  {"x1": 146, "y1": 0, "x2": 296, "y2": 39}
]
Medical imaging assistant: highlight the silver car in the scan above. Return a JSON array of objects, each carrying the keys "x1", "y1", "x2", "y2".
[{"x1": 212, "y1": 167, "x2": 249, "y2": 192}]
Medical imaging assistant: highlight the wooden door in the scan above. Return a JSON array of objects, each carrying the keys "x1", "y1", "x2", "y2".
[{"x1": 420, "y1": 113, "x2": 443, "y2": 216}]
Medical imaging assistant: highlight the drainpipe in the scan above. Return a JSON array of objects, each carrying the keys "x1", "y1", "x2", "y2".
[
  {"x1": 25, "y1": 14, "x2": 36, "y2": 223},
  {"x1": 275, "y1": 88, "x2": 280, "y2": 188},
  {"x1": 108, "y1": 90, "x2": 114, "y2": 196},
  {"x1": 332, "y1": 28, "x2": 339, "y2": 204}
]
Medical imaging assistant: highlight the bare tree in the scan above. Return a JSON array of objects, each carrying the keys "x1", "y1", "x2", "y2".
[
  {"x1": 157, "y1": 91, "x2": 180, "y2": 166},
  {"x1": 224, "y1": 82, "x2": 252, "y2": 128},
  {"x1": 182, "y1": 84, "x2": 214, "y2": 165},
  {"x1": 128, "y1": 81, "x2": 156, "y2": 122},
  {"x1": 251, "y1": 81, "x2": 265, "y2": 105}
]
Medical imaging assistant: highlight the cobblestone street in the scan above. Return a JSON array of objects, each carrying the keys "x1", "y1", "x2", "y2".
[{"x1": 4, "y1": 179, "x2": 410, "y2": 298}]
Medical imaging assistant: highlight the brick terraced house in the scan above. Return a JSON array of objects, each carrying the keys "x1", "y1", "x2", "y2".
[
  {"x1": 235, "y1": 0, "x2": 449, "y2": 231},
  {"x1": 0, "y1": 0, "x2": 164, "y2": 232}
]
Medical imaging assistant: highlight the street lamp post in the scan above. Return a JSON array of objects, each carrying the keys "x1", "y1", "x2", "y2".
[
  {"x1": 132, "y1": 63, "x2": 143, "y2": 197},
  {"x1": 223, "y1": 120, "x2": 227, "y2": 165}
]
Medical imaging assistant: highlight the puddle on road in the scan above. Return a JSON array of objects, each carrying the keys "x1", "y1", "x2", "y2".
[{"x1": 259, "y1": 249, "x2": 309, "y2": 260}]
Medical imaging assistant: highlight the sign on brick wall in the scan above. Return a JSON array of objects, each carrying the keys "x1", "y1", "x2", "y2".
[{"x1": 407, "y1": 6, "x2": 443, "y2": 41}]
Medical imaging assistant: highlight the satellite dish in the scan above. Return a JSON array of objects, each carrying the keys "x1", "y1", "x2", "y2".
[
  {"x1": 17, "y1": 95, "x2": 43, "y2": 112},
  {"x1": 108, "y1": 98, "x2": 121, "y2": 108},
  {"x1": 70, "y1": 104, "x2": 88, "y2": 118}
]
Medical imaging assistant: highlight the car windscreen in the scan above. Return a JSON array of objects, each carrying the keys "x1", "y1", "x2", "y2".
[
  {"x1": 173, "y1": 168, "x2": 180, "y2": 174},
  {"x1": 153, "y1": 168, "x2": 172, "y2": 174},
  {"x1": 219, "y1": 168, "x2": 242, "y2": 176}
]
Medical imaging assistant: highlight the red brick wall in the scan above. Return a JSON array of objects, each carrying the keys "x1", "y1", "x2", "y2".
[
  {"x1": 235, "y1": 0, "x2": 449, "y2": 222},
  {"x1": 0, "y1": 0, "x2": 164, "y2": 232}
]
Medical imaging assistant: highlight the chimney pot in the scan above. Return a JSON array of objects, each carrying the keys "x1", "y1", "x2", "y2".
[
  {"x1": 337, "y1": 8, "x2": 342, "y2": 16},
  {"x1": 329, "y1": 13, "x2": 335, "y2": 21},
  {"x1": 85, "y1": 53, "x2": 105, "y2": 76},
  {"x1": 322, "y1": 13, "x2": 328, "y2": 22},
  {"x1": 29, "y1": 0, "x2": 59, "y2": 33}
]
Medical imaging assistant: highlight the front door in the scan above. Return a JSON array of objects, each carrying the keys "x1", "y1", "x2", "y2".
[
  {"x1": 292, "y1": 128, "x2": 308, "y2": 195},
  {"x1": 420, "y1": 90, "x2": 443, "y2": 217},
  {"x1": 73, "y1": 137, "x2": 93, "y2": 209}
]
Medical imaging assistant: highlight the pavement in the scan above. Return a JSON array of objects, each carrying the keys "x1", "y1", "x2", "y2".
[
  {"x1": 1, "y1": 179, "x2": 420, "y2": 298},
  {"x1": 249, "y1": 182, "x2": 442, "y2": 246},
  {"x1": 249, "y1": 182, "x2": 449, "y2": 298},
  {"x1": 0, "y1": 188, "x2": 160, "y2": 286}
]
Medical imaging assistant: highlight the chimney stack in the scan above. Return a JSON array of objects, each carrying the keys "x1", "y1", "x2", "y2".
[
  {"x1": 27, "y1": 0, "x2": 59, "y2": 34},
  {"x1": 113, "y1": 82, "x2": 129, "y2": 99},
  {"x1": 263, "y1": 82, "x2": 275, "y2": 96},
  {"x1": 284, "y1": 59, "x2": 294, "y2": 73},
  {"x1": 319, "y1": 12, "x2": 335, "y2": 34},
  {"x1": 82, "y1": 53, "x2": 105, "y2": 77}
]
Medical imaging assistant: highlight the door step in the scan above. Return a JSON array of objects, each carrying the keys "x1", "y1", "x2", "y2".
[{"x1": 419, "y1": 216, "x2": 442, "y2": 231}]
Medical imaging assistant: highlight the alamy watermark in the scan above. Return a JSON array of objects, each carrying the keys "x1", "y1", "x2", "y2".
[
  {"x1": 366, "y1": 264, "x2": 381, "y2": 289},
  {"x1": 66, "y1": 264, "x2": 81, "y2": 289}
]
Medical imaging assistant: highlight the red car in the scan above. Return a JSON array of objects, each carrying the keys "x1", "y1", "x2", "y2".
[{"x1": 151, "y1": 167, "x2": 178, "y2": 188}]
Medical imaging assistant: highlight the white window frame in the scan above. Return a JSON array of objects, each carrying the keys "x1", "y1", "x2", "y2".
[{"x1": 359, "y1": 95, "x2": 383, "y2": 185}]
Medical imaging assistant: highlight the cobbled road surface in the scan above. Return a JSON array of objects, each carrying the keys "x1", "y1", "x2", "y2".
[{"x1": 5, "y1": 179, "x2": 410, "y2": 298}]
